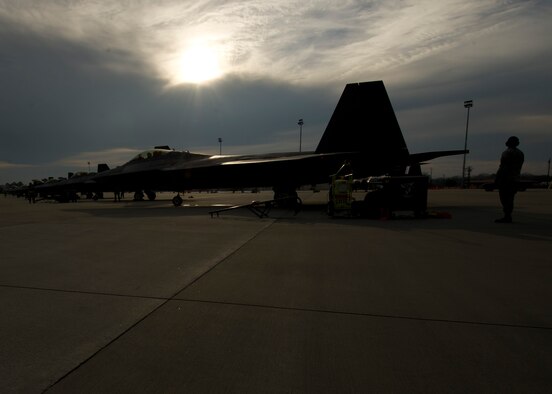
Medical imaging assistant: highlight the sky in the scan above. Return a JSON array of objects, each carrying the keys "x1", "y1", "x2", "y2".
[{"x1": 1, "y1": 0, "x2": 551, "y2": 184}]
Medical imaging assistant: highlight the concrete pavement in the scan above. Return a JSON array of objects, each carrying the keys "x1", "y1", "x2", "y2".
[{"x1": 1, "y1": 189, "x2": 551, "y2": 392}]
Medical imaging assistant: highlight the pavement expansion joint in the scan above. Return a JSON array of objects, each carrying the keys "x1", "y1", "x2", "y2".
[
  {"x1": 174, "y1": 297, "x2": 552, "y2": 332},
  {"x1": 41, "y1": 218, "x2": 277, "y2": 392},
  {"x1": 0, "y1": 284, "x2": 168, "y2": 301}
]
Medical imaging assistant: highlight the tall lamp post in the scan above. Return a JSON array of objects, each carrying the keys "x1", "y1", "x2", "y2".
[
  {"x1": 297, "y1": 118, "x2": 304, "y2": 152},
  {"x1": 218, "y1": 138, "x2": 222, "y2": 155},
  {"x1": 461, "y1": 100, "x2": 473, "y2": 188},
  {"x1": 547, "y1": 158, "x2": 551, "y2": 188}
]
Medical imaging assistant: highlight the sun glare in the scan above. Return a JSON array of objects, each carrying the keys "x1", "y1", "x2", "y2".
[{"x1": 178, "y1": 45, "x2": 222, "y2": 84}]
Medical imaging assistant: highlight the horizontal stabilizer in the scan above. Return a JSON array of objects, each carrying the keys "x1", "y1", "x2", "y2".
[{"x1": 409, "y1": 150, "x2": 468, "y2": 164}]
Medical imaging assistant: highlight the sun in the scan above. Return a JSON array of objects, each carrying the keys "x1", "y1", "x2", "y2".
[{"x1": 177, "y1": 45, "x2": 222, "y2": 84}]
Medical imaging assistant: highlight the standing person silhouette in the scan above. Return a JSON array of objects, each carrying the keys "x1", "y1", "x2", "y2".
[{"x1": 495, "y1": 136, "x2": 524, "y2": 223}]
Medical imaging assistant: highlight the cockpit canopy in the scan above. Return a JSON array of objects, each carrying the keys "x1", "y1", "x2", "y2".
[{"x1": 131, "y1": 148, "x2": 173, "y2": 162}]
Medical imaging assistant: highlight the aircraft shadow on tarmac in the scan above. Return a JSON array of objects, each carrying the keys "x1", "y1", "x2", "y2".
[{"x1": 64, "y1": 201, "x2": 552, "y2": 242}]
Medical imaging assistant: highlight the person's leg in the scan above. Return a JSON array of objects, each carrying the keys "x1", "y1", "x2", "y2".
[{"x1": 497, "y1": 187, "x2": 515, "y2": 222}]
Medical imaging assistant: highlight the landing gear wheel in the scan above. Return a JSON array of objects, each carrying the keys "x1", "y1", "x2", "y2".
[
  {"x1": 145, "y1": 190, "x2": 156, "y2": 201},
  {"x1": 172, "y1": 194, "x2": 183, "y2": 207}
]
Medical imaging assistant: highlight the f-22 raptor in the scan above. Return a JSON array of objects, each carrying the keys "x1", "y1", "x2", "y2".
[{"x1": 56, "y1": 81, "x2": 468, "y2": 204}]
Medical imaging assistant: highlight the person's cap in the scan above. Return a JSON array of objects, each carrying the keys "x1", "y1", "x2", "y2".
[{"x1": 506, "y1": 136, "x2": 520, "y2": 147}]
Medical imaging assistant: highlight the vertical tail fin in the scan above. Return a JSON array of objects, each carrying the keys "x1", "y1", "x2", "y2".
[
  {"x1": 316, "y1": 81, "x2": 409, "y2": 168},
  {"x1": 97, "y1": 163, "x2": 110, "y2": 173}
]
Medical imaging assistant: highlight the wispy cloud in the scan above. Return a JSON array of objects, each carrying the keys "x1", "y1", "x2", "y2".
[
  {"x1": 0, "y1": 161, "x2": 34, "y2": 169},
  {"x1": 2, "y1": 1, "x2": 545, "y2": 85},
  {"x1": 53, "y1": 147, "x2": 143, "y2": 169}
]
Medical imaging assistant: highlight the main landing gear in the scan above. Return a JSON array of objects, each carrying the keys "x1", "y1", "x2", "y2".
[
  {"x1": 133, "y1": 190, "x2": 157, "y2": 201},
  {"x1": 172, "y1": 194, "x2": 183, "y2": 207}
]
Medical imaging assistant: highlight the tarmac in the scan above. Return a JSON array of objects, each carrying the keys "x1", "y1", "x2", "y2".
[{"x1": 1, "y1": 189, "x2": 551, "y2": 393}]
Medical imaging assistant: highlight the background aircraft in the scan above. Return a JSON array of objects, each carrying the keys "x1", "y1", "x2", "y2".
[{"x1": 33, "y1": 164, "x2": 110, "y2": 202}]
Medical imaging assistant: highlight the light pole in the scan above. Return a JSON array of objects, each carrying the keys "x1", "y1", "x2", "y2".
[
  {"x1": 88, "y1": 161, "x2": 91, "y2": 173},
  {"x1": 218, "y1": 138, "x2": 222, "y2": 155},
  {"x1": 547, "y1": 158, "x2": 550, "y2": 188},
  {"x1": 297, "y1": 118, "x2": 304, "y2": 152},
  {"x1": 461, "y1": 100, "x2": 473, "y2": 188}
]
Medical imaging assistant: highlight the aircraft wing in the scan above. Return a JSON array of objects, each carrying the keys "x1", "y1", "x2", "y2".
[
  {"x1": 221, "y1": 152, "x2": 349, "y2": 166},
  {"x1": 159, "y1": 152, "x2": 351, "y2": 171}
]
